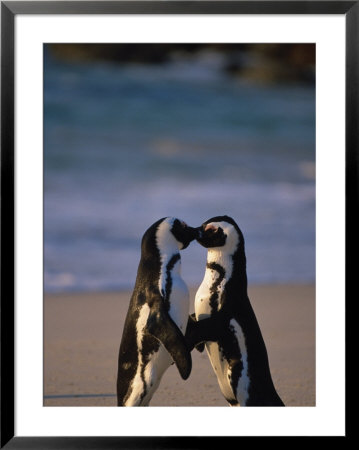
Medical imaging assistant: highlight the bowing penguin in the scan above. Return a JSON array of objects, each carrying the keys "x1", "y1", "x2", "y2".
[{"x1": 117, "y1": 217, "x2": 197, "y2": 406}]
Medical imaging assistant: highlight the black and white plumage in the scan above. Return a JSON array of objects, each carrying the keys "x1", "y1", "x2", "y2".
[
  {"x1": 186, "y1": 215, "x2": 284, "y2": 406},
  {"x1": 117, "y1": 217, "x2": 197, "y2": 406}
]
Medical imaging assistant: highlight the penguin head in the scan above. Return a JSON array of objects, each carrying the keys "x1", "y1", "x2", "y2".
[
  {"x1": 156, "y1": 217, "x2": 198, "y2": 252},
  {"x1": 196, "y1": 215, "x2": 243, "y2": 253}
]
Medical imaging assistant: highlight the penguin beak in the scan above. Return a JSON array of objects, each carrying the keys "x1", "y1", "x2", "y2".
[
  {"x1": 185, "y1": 226, "x2": 200, "y2": 241},
  {"x1": 195, "y1": 226, "x2": 204, "y2": 240},
  {"x1": 195, "y1": 224, "x2": 214, "y2": 247},
  {"x1": 178, "y1": 224, "x2": 201, "y2": 249}
]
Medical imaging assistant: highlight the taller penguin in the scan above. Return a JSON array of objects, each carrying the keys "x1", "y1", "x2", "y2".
[
  {"x1": 117, "y1": 217, "x2": 197, "y2": 406},
  {"x1": 186, "y1": 215, "x2": 284, "y2": 406}
]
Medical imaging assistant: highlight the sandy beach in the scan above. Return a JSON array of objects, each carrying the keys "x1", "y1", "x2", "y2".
[{"x1": 44, "y1": 284, "x2": 315, "y2": 407}]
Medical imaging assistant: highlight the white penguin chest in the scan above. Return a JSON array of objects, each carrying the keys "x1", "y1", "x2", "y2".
[
  {"x1": 158, "y1": 255, "x2": 189, "y2": 332},
  {"x1": 167, "y1": 274, "x2": 190, "y2": 332},
  {"x1": 195, "y1": 268, "x2": 226, "y2": 320}
]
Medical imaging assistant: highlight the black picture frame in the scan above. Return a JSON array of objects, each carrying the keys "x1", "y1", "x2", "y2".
[{"x1": 1, "y1": 1, "x2": 355, "y2": 447}]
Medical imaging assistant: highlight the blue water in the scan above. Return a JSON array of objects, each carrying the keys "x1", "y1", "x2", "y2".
[{"x1": 44, "y1": 52, "x2": 315, "y2": 293}]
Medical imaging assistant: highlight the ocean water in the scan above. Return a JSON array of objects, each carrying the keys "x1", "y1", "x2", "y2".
[{"x1": 44, "y1": 52, "x2": 315, "y2": 293}]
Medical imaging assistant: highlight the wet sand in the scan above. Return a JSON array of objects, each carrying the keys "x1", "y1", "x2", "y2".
[{"x1": 44, "y1": 284, "x2": 315, "y2": 406}]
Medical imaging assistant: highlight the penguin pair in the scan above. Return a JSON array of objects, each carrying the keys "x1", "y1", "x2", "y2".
[{"x1": 116, "y1": 215, "x2": 284, "y2": 407}]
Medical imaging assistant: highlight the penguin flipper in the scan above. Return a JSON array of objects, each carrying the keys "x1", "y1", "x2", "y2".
[
  {"x1": 146, "y1": 306, "x2": 192, "y2": 380},
  {"x1": 185, "y1": 314, "x2": 205, "y2": 352},
  {"x1": 195, "y1": 342, "x2": 205, "y2": 353},
  {"x1": 184, "y1": 315, "x2": 205, "y2": 352},
  {"x1": 185, "y1": 314, "x2": 220, "y2": 351}
]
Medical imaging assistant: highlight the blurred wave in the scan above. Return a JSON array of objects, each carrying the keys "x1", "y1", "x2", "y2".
[{"x1": 44, "y1": 46, "x2": 315, "y2": 293}]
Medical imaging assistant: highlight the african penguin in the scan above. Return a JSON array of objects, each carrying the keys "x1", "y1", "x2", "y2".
[
  {"x1": 117, "y1": 217, "x2": 198, "y2": 406},
  {"x1": 186, "y1": 215, "x2": 284, "y2": 406}
]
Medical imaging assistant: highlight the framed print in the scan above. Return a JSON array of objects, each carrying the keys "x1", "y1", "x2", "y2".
[{"x1": 1, "y1": 1, "x2": 355, "y2": 447}]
